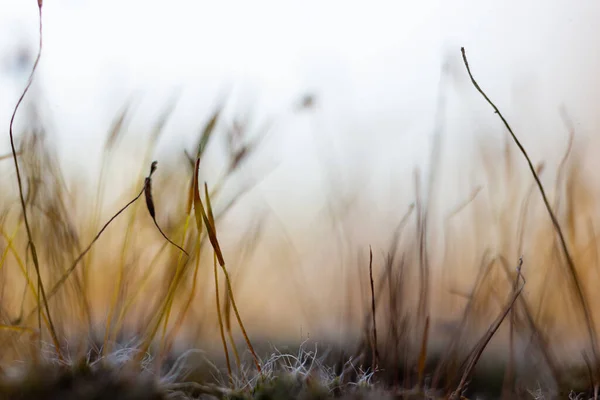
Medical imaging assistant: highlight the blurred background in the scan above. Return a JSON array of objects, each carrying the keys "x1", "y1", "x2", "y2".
[{"x1": 1, "y1": 0, "x2": 600, "y2": 365}]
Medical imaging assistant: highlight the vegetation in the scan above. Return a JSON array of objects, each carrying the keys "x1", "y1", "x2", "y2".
[{"x1": 2, "y1": 2, "x2": 600, "y2": 399}]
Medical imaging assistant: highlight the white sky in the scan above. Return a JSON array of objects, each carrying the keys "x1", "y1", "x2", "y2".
[{"x1": 1, "y1": 0, "x2": 600, "y2": 237}]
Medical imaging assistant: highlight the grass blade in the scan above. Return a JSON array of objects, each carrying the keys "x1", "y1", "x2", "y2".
[
  {"x1": 7, "y1": 1, "x2": 61, "y2": 360},
  {"x1": 462, "y1": 46, "x2": 600, "y2": 373}
]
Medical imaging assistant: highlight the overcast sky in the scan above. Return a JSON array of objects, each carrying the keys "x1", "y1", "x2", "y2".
[{"x1": 1, "y1": 0, "x2": 600, "y2": 235}]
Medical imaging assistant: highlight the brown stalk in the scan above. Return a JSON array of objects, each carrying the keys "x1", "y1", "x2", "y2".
[
  {"x1": 8, "y1": 0, "x2": 62, "y2": 360},
  {"x1": 462, "y1": 46, "x2": 599, "y2": 373},
  {"x1": 450, "y1": 258, "x2": 525, "y2": 399},
  {"x1": 368, "y1": 246, "x2": 379, "y2": 372}
]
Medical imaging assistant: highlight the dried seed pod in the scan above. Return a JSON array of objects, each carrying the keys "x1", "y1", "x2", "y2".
[
  {"x1": 144, "y1": 176, "x2": 155, "y2": 219},
  {"x1": 144, "y1": 161, "x2": 188, "y2": 256}
]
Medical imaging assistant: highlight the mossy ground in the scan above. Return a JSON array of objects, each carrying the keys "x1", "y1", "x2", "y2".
[{"x1": 2, "y1": 4, "x2": 600, "y2": 400}]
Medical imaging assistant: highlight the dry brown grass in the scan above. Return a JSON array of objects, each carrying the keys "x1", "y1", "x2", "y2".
[{"x1": 4, "y1": 4, "x2": 600, "y2": 399}]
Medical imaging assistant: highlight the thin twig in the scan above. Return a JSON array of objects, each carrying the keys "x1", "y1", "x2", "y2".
[
  {"x1": 8, "y1": 1, "x2": 62, "y2": 360},
  {"x1": 461, "y1": 46, "x2": 599, "y2": 370}
]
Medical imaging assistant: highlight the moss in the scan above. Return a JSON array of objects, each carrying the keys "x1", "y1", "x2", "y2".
[{"x1": 0, "y1": 364, "x2": 165, "y2": 400}]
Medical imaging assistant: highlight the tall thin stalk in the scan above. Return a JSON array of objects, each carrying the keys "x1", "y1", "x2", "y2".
[
  {"x1": 8, "y1": 0, "x2": 62, "y2": 360},
  {"x1": 461, "y1": 46, "x2": 599, "y2": 374}
]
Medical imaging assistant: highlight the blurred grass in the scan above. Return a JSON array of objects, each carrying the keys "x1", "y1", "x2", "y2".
[
  {"x1": 4, "y1": 4, "x2": 600, "y2": 399},
  {"x1": 1, "y1": 87, "x2": 600, "y2": 399}
]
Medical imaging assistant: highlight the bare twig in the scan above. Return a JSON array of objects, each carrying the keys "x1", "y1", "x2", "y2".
[
  {"x1": 461, "y1": 46, "x2": 599, "y2": 371},
  {"x1": 8, "y1": 1, "x2": 62, "y2": 360}
]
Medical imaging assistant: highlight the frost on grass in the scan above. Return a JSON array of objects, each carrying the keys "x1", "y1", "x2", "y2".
[
  {"x1": 163, "y1": 340, "x2": 388, "y2": 399},
  {"x1": 0, "y1": 338, "x2": 392, "y2": 400}
]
